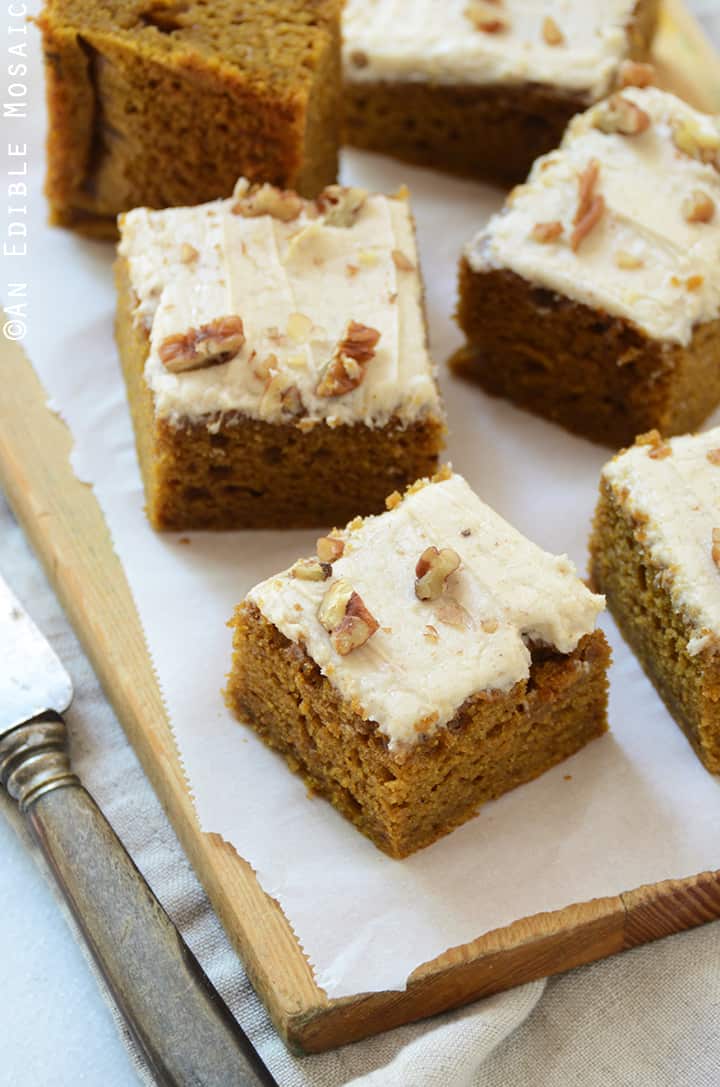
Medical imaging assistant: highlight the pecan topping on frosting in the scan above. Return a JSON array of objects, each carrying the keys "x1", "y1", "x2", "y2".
[
  {"x1": 615, "y1": 249, "x2": 644, "y2": 270},
  {"x1": 531, "y1": 221, "x2": 563, "y2": 244},
  {"x1": 571, "y1": 160, "x2": 605, "y2": 251},
  {"x1": 707, "y1": 448, "x2": 720, "y2": 465},
  {"x1": 415, "y1": 546, "x2": 461, "y2": 602},
  {"x1": 315, "y1": 321, "x2": 381, "y2": 398},
  {"x1": 231, "y1": 181, "x2": 303, "y2": 222},
  {"x1": 291, "y1": 558, "x2": 331, "y2": 582},
  {"x1": 542, "y1": 16, "x2": 564, "y2": 45},
  {"x1": 672, "y1": 116, "x2": 720, "y2": 168},
  {"x1": 593, "y1": 94, "x2": 650, "y2": 137},
  {"x1": 638, "y1": 430, "x2": 671, "y2": 459},
  {"x1": 464, "y1": 0, "x2": 506, "y2": 32},
  {"x1": 316, "y1": 536, "x2": 345, "y2": 563},
  {"x1": 392, "y1": 249, "x2": 415, "y2": 271},
  {"x1": 683, "y1": 190, "x2": 715, "y2": 224},
  {"x1": 712, "y1": 528, "x2": 720, "y2": 568},
  {"x1": 158, "y1": 316, "x2": 245, "y2": 373},
  {"x1": 317, "y1": 185, "x2": 368, "y2": 228},
  {"x1": 179, "y1": 242, "x2": 198, "y2": 264},
  {"x1": 618, "y1": 60, "x2": 655, "y2": 89},
  {"x1": 318, "y1": 578, "x2": 379, "y2": 655}
]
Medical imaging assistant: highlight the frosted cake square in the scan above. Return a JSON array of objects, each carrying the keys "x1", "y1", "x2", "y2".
[
  {"x1": 343, "y1": 0, "x2": 658, "y2": 184},
  {"x1": 591, "y1": 427, "x2": 720, "y2": 773},
  {"x1": 455, "y1": 87, "x2": 720, "y2": 447},
  {"x1": 115, "y1": 181, "x2": 445, "y2": 530},
  {"x1": 227, "y1": 470, "x2": 609, "y2": 857}
]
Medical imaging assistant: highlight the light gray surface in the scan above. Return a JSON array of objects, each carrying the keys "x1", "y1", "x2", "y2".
[{"x1": 3, "y1": 4, "x2": 720, "y2": 1084}]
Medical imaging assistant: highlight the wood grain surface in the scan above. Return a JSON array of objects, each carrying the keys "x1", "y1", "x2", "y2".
[{"x1": 2, "y1": 0, "x2": 720, "y2": 1055}]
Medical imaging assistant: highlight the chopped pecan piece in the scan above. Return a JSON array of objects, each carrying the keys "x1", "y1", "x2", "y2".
[
  {"x1": 713, "y1": 528, "x2": 720, "y2": 568},
  {"x1": 316, "y1": 536, "x2": 345, "y2": 563},
  {"x1": 464, "y1": 0, "x2": 506, "y2": 32},
  {"x1": 280, "y1": 384, "x2": 304, "y2": 417},
  {"x1": 593, "y1": 94, "x2": 650, "y2": 137},
  {"x1": 531, "y1": 220, "x2": 563, "y2": 244},
  {"x1": 571, "y1": 160, "x2": 604, "y2": 251},
  {"x1": 638, "y1": 430, "x2": 671, "y2": 459},
  {"x1": 423, "y1": 624, "x2": 439, "y2": 643},
  {"x1": 618, "y1": 60, "x2": 655, "y2": 88},
  {"x1": 349, "y1": 49, "x2": 368, "y2": 68},
  {"x1": 542, "y1": 16, "x2": 564, "y2": 45},
  {"x1": 315, "y1": 321, "x2": 381, "y2": 397},
  {"x1": 392, "y1": 249, "x2": 415, "y2": 271},
  {"x1": 435, "y1": 597, "x2": 474, "y2": 630},
  {"x1": 231, "y1": 182, "x2": 303, "y2": 222},
  {"x1": 686, "y1": 275, "x2": 704, "y2": 291},
  {"x1": 318, "y1": 578, "x2": 379, "y2": 655},
  {"x1": 571, "y1": 196, "x2": 605, "y2": 251},
  {"x1": 683, "y1": 190, "x2": 715, "y2": 224},
  {"x1": 672, "y1": 116, "x2": 720, "y2": 168},
  {"x1": 615, "y1": 249, "x2": 644, "y2": 269},
  {"x1": 415, "y1": 546, "x2": 461, "y2": 602},
  {"x1": 179, "y1": 242, "x2": 198, "y2": 264},
  {"x1": 707, "y1": 448, "x2": 720, "y2": 465},
  {"x1": 158, "y1": 316, "x2": 245, "y2": 373},
  {"x1": 317, "y1": 185, "x2": 368, "y2": 227},
  {"x1": 287, "y1": 312, "x2": 314, "y2": 341},
  {"x1": 576, "y1": 159, "x2": 600, "y2": 220},
  {"x1": 291, "y1": 558, "x2": 331, "y2": 582}
]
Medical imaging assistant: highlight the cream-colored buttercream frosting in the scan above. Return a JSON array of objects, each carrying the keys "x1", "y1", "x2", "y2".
[
  {"x1": 248, "y1": 473, "x2": 604, "y2": 749},
  {"x1": 343, "y1": 0, "x2": 639, "y2": 97},
  {"x1": 602, "y1": 428, "x2": 720, "y2": 656},
  {"x1": 118, "y1": 186, "x2": 440, "y2": 428},
  {"x1": 466, "y1": 88, "x2": 720, "y2": 345}
]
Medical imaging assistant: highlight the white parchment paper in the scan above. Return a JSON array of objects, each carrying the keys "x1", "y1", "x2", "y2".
[{"x1": 8, "y1": 12, "x2": 720, "y2": 997}]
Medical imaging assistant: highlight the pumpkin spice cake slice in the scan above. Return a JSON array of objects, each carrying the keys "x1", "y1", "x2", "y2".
[
  {"x1": 455, "y1": 87, "x2": 720, "y2": 447},
  {"x1": 36, "y1": 0, "x2": 342, "y2": 236},
  {"x1": 342, "y1": 0, "x2": 658, "y2": 184},
  {"x1": 115, "y1": 180, "x2": 445, "y2": 530},
  {"x1": 227, "y1": 470, "x2": 610, "y2": 858},
  {"x1": 591, "y1": 427, "x2": 720, "y2": 774}
]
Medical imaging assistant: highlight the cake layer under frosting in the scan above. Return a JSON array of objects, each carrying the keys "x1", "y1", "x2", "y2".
[
  {"x1": 466, "y1": 87, "x2": 720, "y2": 345},
  {"x1": 343, "y1": 0, "x2": 640, "y2": 97},
  {"x1": 248, "y1": 473, "x2": 604, "y2": 748},
  {"x1": 118, "y1": 185, "x2": 440, "y2": 429},
  {"x1": 602, "y1": 427, "x2": 720, "y2": 656}
]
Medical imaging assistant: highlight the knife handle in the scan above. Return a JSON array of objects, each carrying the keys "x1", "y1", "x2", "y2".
[{"x1": 0, "y1": 714, "x2": 277, "y2": 1087}]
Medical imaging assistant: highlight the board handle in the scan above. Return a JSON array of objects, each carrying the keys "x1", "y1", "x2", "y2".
[{"x1": 0, "y1": 713, "x2": 278, "y2": 1087}]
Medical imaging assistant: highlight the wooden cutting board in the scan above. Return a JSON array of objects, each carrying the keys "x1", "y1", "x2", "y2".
[{"x1": 2, "y1": 0, "x2": 720, "y2": 1055}]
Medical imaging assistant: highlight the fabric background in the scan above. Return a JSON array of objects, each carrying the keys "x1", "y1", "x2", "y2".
[{"x1": 2, "y1": 3, "x2": 720, "y2": 1084}]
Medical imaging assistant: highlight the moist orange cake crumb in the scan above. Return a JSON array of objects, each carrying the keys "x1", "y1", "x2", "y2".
[{"x1": 37, "y1": 0, "x2": 342, "y2": 236}]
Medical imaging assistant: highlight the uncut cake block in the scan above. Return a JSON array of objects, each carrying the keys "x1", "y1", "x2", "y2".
[
  {"x1": 455, "y1": 87, "x2": 720, "y2": 448},
  {"x1": 227, "y1": 470, "x2": 609, "y2": 858},
  {"x1": 115, "y1": 180, "x2": 445, "y2": 530},
  {"x1": 36, "y1": 0, "x2": 341, "y2": 236},
  {"x1": 342, "y1": 0, "x2": 658, "y2": 184},
  {"x1": 591, "y1": 427, "x2": 720, "y2": 773}
]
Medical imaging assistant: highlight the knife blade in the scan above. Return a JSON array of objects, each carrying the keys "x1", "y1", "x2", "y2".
[
  {"x1": 0, "y1": 571, "x2": 277, "y2": 1087},
  {"x1": 0, "y1": 576, "x2": 73, "y2": 734}
]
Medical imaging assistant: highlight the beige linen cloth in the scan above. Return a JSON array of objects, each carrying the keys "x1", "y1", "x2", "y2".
[
  {"x1": 3, "y1": 481, "x2": 720, "y2": 1087},
  {"x1": 4, "y1": 5, "x2": 720, "y2": 1082}
]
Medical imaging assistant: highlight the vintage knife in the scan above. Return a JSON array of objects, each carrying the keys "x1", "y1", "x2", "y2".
[{"x1": 0, "y1": 573, "x2": 277, "y2": 1087}]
